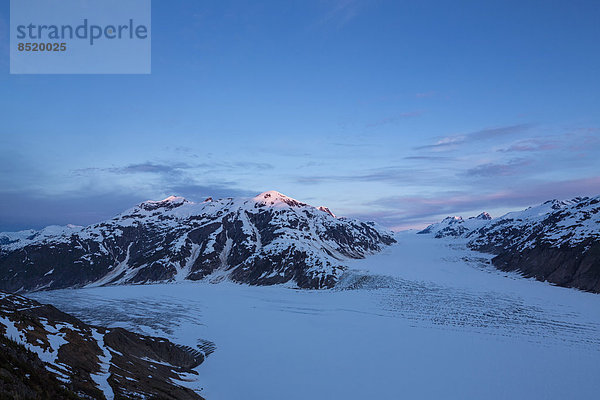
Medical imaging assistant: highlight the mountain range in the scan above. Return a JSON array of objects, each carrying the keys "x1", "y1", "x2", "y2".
[
  {"x1": 419, "y1": 195, "x2": 600, "y2": 292},
  {"x1": 0, "y1": 191, "x2": 395, "y2": 292},
  {"x1": 1, "y1": 191, "x2": 599, "y2": 293}
]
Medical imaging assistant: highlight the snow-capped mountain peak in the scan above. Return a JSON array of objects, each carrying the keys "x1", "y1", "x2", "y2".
[
  {"x1": 252, "y1": 190, "x2": 307, "y2": 208},
  {"x1": 139, "y1": 195, "x2": 190, "y2": 211},
  {"x1": 0, "y1": 191, "x2": 395, "y2": 292},
  {"x1": 443, "y1": 216, "x2": 463, "y2": 223},
  {"x1": 473, "y1": 212, "x2": 492, "y2": 220},
  {"x1": 317, "y1": 206, "x2": 336, "y2": 218}
]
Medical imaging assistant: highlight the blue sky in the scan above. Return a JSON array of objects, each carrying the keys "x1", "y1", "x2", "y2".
[{"x1": 0, "y1": 0, "x2": 599, "y2": 231}]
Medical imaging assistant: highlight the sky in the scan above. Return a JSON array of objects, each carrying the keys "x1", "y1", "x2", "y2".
[{"x1": 0, "y1": 0, "x2": 599, "y2": 231}]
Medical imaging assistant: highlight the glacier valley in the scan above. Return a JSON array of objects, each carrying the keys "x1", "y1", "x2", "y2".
[{"x1": 29, "y1": 231, "x2": 600, "y2": 400}]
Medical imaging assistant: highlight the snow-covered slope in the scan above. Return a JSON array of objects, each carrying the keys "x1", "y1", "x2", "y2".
[
  {"x1": 0, "y1": 291, "x2": 206, "y2": 399},
  {"x1": 419, "y1": 196, "x2": 600, "y2": 292},
  {"x1": 0, "y1": 191, "x2": 395, "y2": 292}
]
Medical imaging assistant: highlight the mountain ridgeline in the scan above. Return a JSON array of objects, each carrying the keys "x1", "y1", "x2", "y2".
[
  {"x1": 0, "y1": 191, "x2": 396, "y2": 292},
  {"x1": 419, "y1": 196, "x2": 600, "y2": 293}
]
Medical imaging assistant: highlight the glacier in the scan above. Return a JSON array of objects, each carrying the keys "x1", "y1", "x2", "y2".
[{"x1": 29, "y1": 231, "x2": 600, "y2": 400}]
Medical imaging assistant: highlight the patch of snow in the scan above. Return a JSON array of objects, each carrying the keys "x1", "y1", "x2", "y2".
[{"x1": 90, "y1": 328, "x2": 115, "y2": 400}]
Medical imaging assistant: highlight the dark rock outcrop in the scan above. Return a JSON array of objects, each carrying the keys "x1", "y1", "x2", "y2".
[
  {"x1": 0, "y1": 334, "x2": 84, "y2": 399},
  {"x1": 0, "y1": 292, "x2": 205, "y2": 399},
  {"x1": 490, "y1": 239, "x2": 600, "y2": 292}
]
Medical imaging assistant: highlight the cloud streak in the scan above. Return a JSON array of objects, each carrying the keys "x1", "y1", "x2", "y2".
[
  {"x1": 464, "y1": 159, "x2": 531, "y2": 177},
  {"x1": 0, "y1": 183, "x2": 258, "y2": 232},
  {"x1": 108, "y1": 162, "x2": 191, "y2": 175},
  {"x1": 415, "y1": 123, "x2": 534, "y2": 151},
  {"x1": 297, "y1": 166, "x2": 440, "y2": 185},
  {"x1": 497, "y1": 137, "x2": 559, "y2": 153},
  {"x1": 75, "y1": 160, "x2": 274, "y2": 177},
  {"x1": 352, "y1": 176, "x2": 600, "y2": 230}
]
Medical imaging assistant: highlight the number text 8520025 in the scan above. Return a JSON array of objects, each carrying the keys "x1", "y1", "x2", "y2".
[{"x1": 17, "y1": 43, "x2": 67, "y2": 52}]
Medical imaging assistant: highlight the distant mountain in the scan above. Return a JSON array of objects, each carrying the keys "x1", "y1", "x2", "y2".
[
  {"x1": 0, "y1": 292, "x2": 205, "y2": 399},
  {"x1": 417, "y1": 212, "x2": 492, "y2": 238},
  {"x1": 419, "y1": 196, "x2": 600, "y2": 292},
  {"x1": 0, "y1": 191, "x2": 395, "y2": 292}
]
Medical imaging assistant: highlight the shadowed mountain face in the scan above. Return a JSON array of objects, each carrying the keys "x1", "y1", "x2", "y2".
[
  {"x1": 0, "y1": 191, "x2": 395, "y2": 292},
  {"x1": 0, "y1": 292, "x2": 206, "y2": 399},
  {"x1": 419, "y1": 196, "x2": 600, "y2": 292}
]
